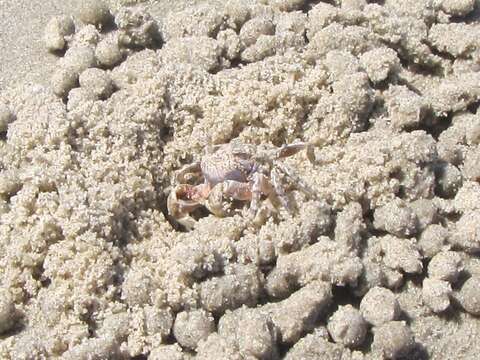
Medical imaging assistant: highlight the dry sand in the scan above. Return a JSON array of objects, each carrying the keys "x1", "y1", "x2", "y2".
[
  {"x1": 0, "y1": 0, "x2": 199, "y2": 89},
  {"x1": 0, "y1": 0, "x2": 71, "y2": 88},
  {"x1": 1, "y1": 0, "x2": 480, "y2": 359}
]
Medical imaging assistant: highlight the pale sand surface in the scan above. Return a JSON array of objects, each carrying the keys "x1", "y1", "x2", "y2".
[
  {"x1": 0, "y1": 0, "x2": 75, "y2": 88},
  {"x1": 1, "y1": 1, "x2": 480, "y2": 359},
  {"x1": 0, "y1": 0, "x2": 200, "y2": 89}
]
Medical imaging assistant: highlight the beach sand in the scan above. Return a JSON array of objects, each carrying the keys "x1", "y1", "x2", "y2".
[
  {"x1": 0, "y1": 0, "x2": 200, "y2": 89},
  {"x1": 0, "y1": 1, "x2": 75, "y2": 88},
  {"x1": 1, "y1": 0, "x2": 480, "y2": 359}
]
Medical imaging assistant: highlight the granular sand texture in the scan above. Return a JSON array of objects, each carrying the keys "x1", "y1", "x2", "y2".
[{"x1": 1, "y1": 0, "x2": 480, "y2": 359}]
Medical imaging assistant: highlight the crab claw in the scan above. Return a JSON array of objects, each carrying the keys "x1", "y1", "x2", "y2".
[
  {"x1": 175, "y1": 161, "x2": 202, "y2": 184},
  {"x1": 205, "y1": 183, "x2": 230, "y2": 217},
  {"x1": 167, "y1": 184, "x2": 203, "y2": 230}
]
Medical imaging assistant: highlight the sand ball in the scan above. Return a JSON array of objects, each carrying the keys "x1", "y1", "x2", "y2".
[
  {"x1": 360, "y1": 286, "x2": 401, "y2": 326},
  {"x1": 44, "y1": 16, "x2": 75, "y2": 52},
  {"x1": 62, "y1": 46, "x2": 97, "y2": 75},
  {"x1": 77, "y1": 0, "x2": 111, "y2": 27},
  {"x1": 452, "y1": 211, "x2": 480, "y2": 253},
  {"x1": 435, "y1": 163, "x2": 462, "y2": 198},
  {"x1": 417, "y1": 224, "x2": 449, "y2": 259},
  {"x1": 458, "y1": 276, "x2": 480, "y2": 315},
  {"x1": 51, "y1": 67, "x2": 79, "y2": 98},
  {"x1": 372, "y1": 321, "x2": 415, "y2": 359},
  {"x1": 327, "y1": 305, "x2": 367, "y2": 348},
  {"x1": 95, "y1": 33, "x2": 124, "y2": 68},
  {"x1": 428, "y1": 251, "x2": 463, "y2": 283},
  {"x1": 79, "y1": 68, "x2": 114, "y2": 99},
  {"x1": 67, "y1": 87, "x2": 98, "y2": 111},
  {"x1": 173, "y1": 309, "x2": 215, "y2": 350},
  {"x1": 240, "y1": 17, "x2": 275, "y2": 47},
  {"x1": 422, "y1": 278, "x2": 452, "y2": 313}
]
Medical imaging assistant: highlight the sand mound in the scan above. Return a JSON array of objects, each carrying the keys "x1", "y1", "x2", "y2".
[{"x1": 1, "y1": 0, "x2": 480, "y2": 359}]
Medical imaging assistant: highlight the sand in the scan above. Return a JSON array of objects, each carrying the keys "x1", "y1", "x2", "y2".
[
  {"x1": 0, "y1": 0, "x2": 198, "y2": 89},
  {"x1": 1, "y1": 0, "x2": 480, "y2": 359},
  {"x1": 0, "y1": 1, "x2": 75, "y2": 89}
]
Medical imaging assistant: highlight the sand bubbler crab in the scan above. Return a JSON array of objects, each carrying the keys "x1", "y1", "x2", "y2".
[{"x1": 167, "y1": 140, "x2": 316, "y2": 229}]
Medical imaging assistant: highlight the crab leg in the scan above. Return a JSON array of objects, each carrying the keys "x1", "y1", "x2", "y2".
[
  {"x1": 277, "y1": 142, "x2": 306, "y2": 158},
  {"x1": 276, "y1": 142, "x2": 315, "y2": 163},
  {"x1": 250, "y1": 172, "x2": 273, "y2": 214},
  {"x1": 275, "y1": 162, "x2": 315, "y2": 197},
  {"x1": 271, "y1": 168, "x2": 293, "y2": 212}
]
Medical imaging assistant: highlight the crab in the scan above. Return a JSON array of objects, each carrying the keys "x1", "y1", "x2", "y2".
[{"x1": 167, "y1": 140, "x2": 315, "y2": 229}]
